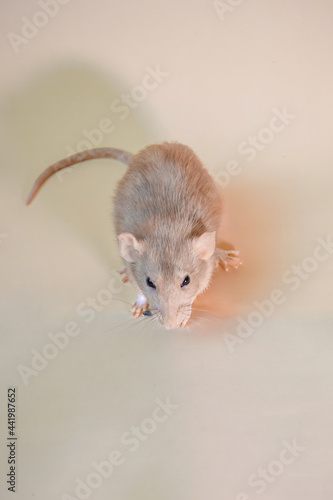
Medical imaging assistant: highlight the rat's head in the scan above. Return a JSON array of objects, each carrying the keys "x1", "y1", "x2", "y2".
[{"x1": 118, "y1": 231, "x2": 216, "y2": 329}]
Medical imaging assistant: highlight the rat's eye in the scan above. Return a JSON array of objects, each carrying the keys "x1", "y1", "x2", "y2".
[
  {"x1": 146, "y1": 277, "x2": 156, "y2": 289},
  {"x1": 181, "y1": 275, "x2": 190, "y2": 287}
]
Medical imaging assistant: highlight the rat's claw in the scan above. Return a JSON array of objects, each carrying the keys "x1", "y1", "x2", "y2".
[
  {"x1": 216, "y1": 248, "x2": 243, "y2": 271},
  {"x1": 118, "y1": 267, "x2": 129, "y2": 284},
  {"x1": 179, "y1": 318, "x2": 189, "y2": 328},
  {"x1": 131, "y1": 294, "x2": 149, "y2": 318}
]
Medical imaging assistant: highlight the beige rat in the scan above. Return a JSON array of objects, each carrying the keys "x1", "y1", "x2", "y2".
[{"x1": 26, "y1": 142, "x2": 242, "y2": 329}]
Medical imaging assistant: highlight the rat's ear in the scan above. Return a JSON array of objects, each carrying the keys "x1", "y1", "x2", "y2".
[
  {"x1": 193, "y1": 231, "x2": 216, "y2": 260},
  {"x1": 118, "y1": 233, "x2": 143, "y2": 262}
]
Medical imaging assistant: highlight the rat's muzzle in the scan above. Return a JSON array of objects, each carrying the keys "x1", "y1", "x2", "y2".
[{"x1": 158, "y1": 303, "x2": 191, "y2": 330}]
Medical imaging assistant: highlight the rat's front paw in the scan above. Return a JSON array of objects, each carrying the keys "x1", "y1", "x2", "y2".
[
  {"x1": 216, "y1": 248, "x2": 243, "y2": 272},
  {"x1": 117, "y1": 267, "x2": 129, "y2": 284},
  {"x1": 131, "y1": 294, "x2": 150, "y2": 318}
]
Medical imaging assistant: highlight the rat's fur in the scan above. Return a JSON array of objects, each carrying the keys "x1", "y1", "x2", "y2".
[
  {"x1": 26, "y1": 142, "x2": 241, "y2": 329},
  {"x1": 114, "y1": 143, "x2": 222, "y2": 328}
]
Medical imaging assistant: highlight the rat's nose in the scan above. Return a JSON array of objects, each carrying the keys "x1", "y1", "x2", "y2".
[{"x1": 163, "y1": 317, "x2": 179, "y2": 330}]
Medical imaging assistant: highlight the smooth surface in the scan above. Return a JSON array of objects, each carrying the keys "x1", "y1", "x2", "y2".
[{"x1": 1, "y1": 1, "x2": 333, "y2": 499}]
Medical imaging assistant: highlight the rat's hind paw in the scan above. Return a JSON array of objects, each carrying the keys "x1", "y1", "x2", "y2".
[
  {"x1": 215, "y1": 248, "x2": 243, "y2": 272},
  {"x1": 131, "y1": 294, "x2": 150, "y2": 318},
  {"x1": 117, "y1": 267, "x2": 129, "y2": 284}
]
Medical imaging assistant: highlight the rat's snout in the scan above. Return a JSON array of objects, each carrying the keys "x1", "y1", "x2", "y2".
[
  {"x1": 163, "y1": 317, "x2": 180, "y2": 330},
  {"x1": 154, "y1": 301, "x2": 179, "y2": 329},
  {"x1": 156, "y1": 301, "x2": 190, "y2": 330},
  {"x1": 158, "y1": 300, "x2": 181, "y2": 329}
]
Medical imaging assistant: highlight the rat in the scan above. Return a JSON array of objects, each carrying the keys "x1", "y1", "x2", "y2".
[{"x1": 26, "y1": 142, "x2": 242, "y2": 329}]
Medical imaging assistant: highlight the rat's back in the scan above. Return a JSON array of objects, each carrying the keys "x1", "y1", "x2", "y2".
[{"x1": 113, "y1": 142, "x2": 223, "y2": 240}]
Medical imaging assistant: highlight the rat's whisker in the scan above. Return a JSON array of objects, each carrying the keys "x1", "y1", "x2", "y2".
[
  {"x1": 192, "y1": 307, "x2": 225, "y2": 319},
  {"x1": 124, "y1": 316, "x2": 148, "y2": 333},
  {"x1": 110, "y1": 298, "x2": 133, "y2": 307},
  {"x1": 136, "y1": 318, "x2": 152, "y2": 337},
  {"x1": 102, "y1": 317, "x2": 134, "y2": 336}
]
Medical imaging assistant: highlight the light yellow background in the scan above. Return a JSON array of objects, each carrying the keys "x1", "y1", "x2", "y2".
[{"x1": 1, "y1": 1, "x2": 333, "y2": 499}]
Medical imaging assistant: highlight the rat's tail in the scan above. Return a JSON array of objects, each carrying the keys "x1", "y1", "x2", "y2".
[{"x1": 26, "y1": 147, "x2": 133, "y2": 205}]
